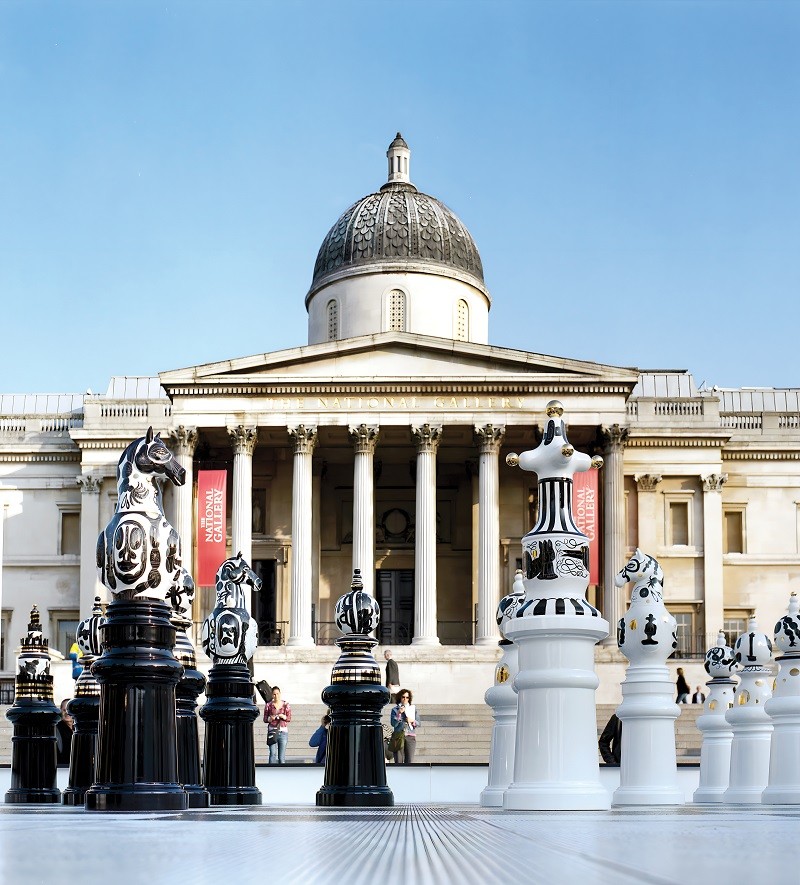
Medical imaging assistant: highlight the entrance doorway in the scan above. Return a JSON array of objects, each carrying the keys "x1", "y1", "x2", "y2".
[
  {"x1": 252, "y1": 559, "x2": 280, "y2": 645},
  {"x1": 376, "y1": 569, "x2": 414, "y2": 645}
]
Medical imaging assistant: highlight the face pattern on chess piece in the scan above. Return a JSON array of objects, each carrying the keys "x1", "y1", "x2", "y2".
[
  {"x1": 76, "y1": 597, "x2": 106, "y2": 658},
  {"x1": 201, "y1": 554, "x2": 261, "y2": 665},
  {"x1": 704, "y1": 631, "x2": 736, "y2": 678},
  {"x1": 774, "y1": 593, "x2": 800, "y2": 656},
  {"x1": 614, "y1": 550, "x2": 677, "y2": 663}
]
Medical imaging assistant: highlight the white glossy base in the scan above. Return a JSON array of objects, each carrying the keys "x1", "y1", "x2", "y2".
[
  {"x1": 479, "y1": 787, "x2": 505, "y2": 807},
  {"x1": 504, "y1": 781, "x2": 610, "y2": 811},
  {"x1": 692, "y1": 788, "x2": 727, "y2": 804},
  {"x1": 612, "y1": 785, "x2": 684, "y2": 806},
  {"x1": 762, "y1": 786, "x2": 800, "y2": 804}
]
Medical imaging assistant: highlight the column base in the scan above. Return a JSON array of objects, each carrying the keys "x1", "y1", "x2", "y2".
[
  {"x1": 613, "y1": 785, "x2": 684, "y2": 806},
  {"x1": 411, "y1": 637, "x2": 440, "y2": 647},
  {"x1": 316, "y1": 786, "x2": 394, "y2": 807},
  {"x1": 207, "y1": 787, "x2": 262, "y2": 806},
  {"x1": 85, "y1": 785, "x2": 188, "y2": 812},
  {"x1": 503, "y1": 781, "x2": 610, "y2": 811},
  {"x1": 286, "y1": 637, "x2": 316, "y2": 648},
  {"x1": 723, "y1": 786, "x2": 768, "y2": 804},
  {"x1": 762, "y1": 786, "x2": 800, "y2": 805},
  {"x1": 692, "y1": 788, "x2": 728, "y2": 804},
  {"x1": 5, "y1": 788, "x2": 61, "y2": 805},
  {"x1": 479, "y1": 786, "x2": 507, "y2": 807},
  {"x1": 474, "y1": 637, "x2": 500, "y2": 648}
]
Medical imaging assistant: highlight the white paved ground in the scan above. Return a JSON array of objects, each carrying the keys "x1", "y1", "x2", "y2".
[{"x1": 0, "y1": 802, "x2": 798, "y2": 885}]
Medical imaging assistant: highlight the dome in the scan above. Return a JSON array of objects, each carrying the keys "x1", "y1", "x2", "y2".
[{"x1": 307, "y1": 135, "x2": 486, "y2": 304}]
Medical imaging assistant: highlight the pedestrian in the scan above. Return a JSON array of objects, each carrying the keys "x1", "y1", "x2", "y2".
[
  {"x1": 598, "y1": 712, "x2": 622, "y2": 765},
  {"x1": 390, "y1": 689, "x2": 419, "y2": 764},
  {"x1": 309, "y1": 714, "x2": 331, "y2": 764},
  {"x1": 69, "y1": 641, "x2": 82, "y2": 680},
  {"x1": 263, "y1": 686, "x2": 292, "y2": 764},
  {"x1": 384, "y1": 649, "x2": 400, "y2": 701},
  {"x1": 692, "y1": 686, "x2": 706, "y2": 704},
  {"x1": 675, "y1": 667, "x2": 690, "y2": 704},
  {"x1": 56, "y1": 699, "x2": 74, "y2": 767}
]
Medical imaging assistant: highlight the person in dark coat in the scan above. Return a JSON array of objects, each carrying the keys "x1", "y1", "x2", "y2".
[
  {"x1": 56, "y1": 699, "x2": 74, "y2": 767},
  {"x1": 384, "y1": 649, "x2": 400, "y2": 701},
  {"x1": 675, "y1": 668, "x2": 690, "y2": 703},
  {"x1": 598, "y1": 712, "x2": 622, "y2": 765},
  {"x1": 309, "y1": 714, "x2": 331, "y2": 764}
]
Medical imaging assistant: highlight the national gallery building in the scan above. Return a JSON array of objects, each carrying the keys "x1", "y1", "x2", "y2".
[{"x1": 1, "y1": 135, "x2": 798, "y2": 702}]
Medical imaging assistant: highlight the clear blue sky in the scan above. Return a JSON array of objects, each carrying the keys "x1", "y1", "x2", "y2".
[{"x1": 1, "y1": 0, "x2": 798, "y2": 394}]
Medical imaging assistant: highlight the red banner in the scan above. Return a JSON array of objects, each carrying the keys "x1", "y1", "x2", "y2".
[
  {"x1": 573, "y1": 469, "x2": 600, "y2": 585},
  {"x1": 197, "y1": 470, "x2": 227, "y2": 585}
]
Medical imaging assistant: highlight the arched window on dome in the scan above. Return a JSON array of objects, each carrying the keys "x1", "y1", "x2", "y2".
[
  {"x1": 387, "y1": 289, "x2": 406, "y2": 332},
  {"x1": 455, "y1": 299, "x2": 469, "y2": 341},
  {"x1": 327, "y1": 299, "x2": 339, "y2": 341}
]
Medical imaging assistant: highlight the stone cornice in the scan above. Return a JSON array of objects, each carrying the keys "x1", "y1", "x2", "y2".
[
  {"x1": 723, "y1": 450, "x2": 800, "y2": 461},
  {"x1": 0, "y1": 452, "x2": 81, "y2": 463},
  {"x1": 627, "y1": 435, "x2": 727, "y2": 448}
]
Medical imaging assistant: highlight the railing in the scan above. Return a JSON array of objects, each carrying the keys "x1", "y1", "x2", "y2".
[
  {"x1": 653, "y1": 400, "x2": 705, "y2": 417},
  {"x1": 437, "y1": 620, "x2": 477, "y2": 645},
  {"x1": 721, "y1": 413, "x2": 763, "y2": 430},
  {"x1": 310, "y1": 619, "x2": 478, "y2": 646},
  {"x1": 669, "y1": 633, "x2": 717, "y2": 660},
  {"x1": 256, "y1": 620, "x2": 288, "y2": 647},
  {"x1": 98, "y1": 403, "x2": 172, "y2": 419},
  {"x1": 0, "y1": 415, "x2": 83, "y2": 433}
]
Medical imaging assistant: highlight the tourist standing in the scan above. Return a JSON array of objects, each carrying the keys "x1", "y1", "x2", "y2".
[
  {"x1": 309, "y1": 714, "x2": 331, "y2": 764},
  {"x1": 675, "y1": 668, "x2": 690, "y2": 704},
  {"x1": 390, "y1": 689, "x2": 419, "y2": 764},
  {"x1": 56, "y1": 699, "x2": 74, "y2": 766},
  {"x1": 384, "y1": 649, "x2": 400, "y2": 701},
  {"x1": 263, "y1": 686, "x2": 292, "y2": 764},
  {"x1": 692, "y1": 686, "x2": 706, "y2": 704}
]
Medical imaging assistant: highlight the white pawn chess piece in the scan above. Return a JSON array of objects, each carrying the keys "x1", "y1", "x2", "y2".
[
  {"x1": 611, "y1": 550, "x2": 683, "y2": 806},
  {"x1": 693, "y1": 630, "x2": 738, "y2": 803},
  {"x1": 762, "y1": 592, "x2": 800, "y2": 804},
  {"x1": 503, "y1": 401, "x2": 609, "y2": 811},
  {"x1": 723, "y1": 614, "x2": 774, "y2": 803},
  {"x1": 480, "y1": 570, "x2": 525, "y2": 807}
]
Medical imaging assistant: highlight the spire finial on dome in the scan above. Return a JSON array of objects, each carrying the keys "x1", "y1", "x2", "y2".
[{"x1": 386, "y1": 132, "x2": 411, "y2": 185}]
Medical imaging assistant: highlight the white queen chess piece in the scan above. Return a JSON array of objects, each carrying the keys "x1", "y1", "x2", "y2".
[
  {"x1": 502, "y1": 400, "x2": 609, "y2": 811},
  {"x1": 762, "y1": 592, "x2": 800, "y2": 804},
  {"x1": 612, "y1": 549, "x2": 683, "y2": 806},
  {"x1": 724, "y1": 614, "x2": 774, "y2": 803},
  {"x1": 480, "y1": 569, "x2": 525, "y2": 807},
  {"x1": 693, "y1": 630, "x2": 738, "y2": 803}
]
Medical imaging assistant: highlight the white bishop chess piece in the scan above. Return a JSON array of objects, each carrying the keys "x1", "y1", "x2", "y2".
[
  {"x1": 724, "y1": 614, "x2": 774, "y2": 803},
  {"x1": 480, "y1": 569, "x2": 524, "y2": 807},
  {"x1": 693, "y1": 630, "x2": 738, "y2": 803},
  {"x1": 762, "y1": 592, "x2": 800, "y2": 804}
]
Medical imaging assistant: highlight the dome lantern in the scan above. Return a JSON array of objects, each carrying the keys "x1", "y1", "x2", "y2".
[{"x1": 385, "y1": 132, "x2": 412, "y2": 187}]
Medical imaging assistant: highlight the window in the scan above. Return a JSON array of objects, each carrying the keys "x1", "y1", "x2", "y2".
[
  {"x1": 327, "y1": 300, "x2": 339, "y2": 341},
  {"x1": 50, "y1": 611, "x2": 81, "y2": 657},
  {"x1": 0, "y1": 611, "x2": 11, "y2": 672},
  {"x1": 669, "y1": 501, "x2": 690, "y2": 546},
  {"x1": 723, "y1": 612, "x2": 749, "y2": 649},
  {"x1": 388, "y1": 289, "x2": 406, "y2": 332},
  {"x1": 455, "y1": 299, "x2": 469, "y2": 340},
  {"x1": 60, "y1": 511, "x2": 80, "y2": 555},
  {"x1": 723, "y1": 508, "x2": 745, "y2": 554},
  {"x1": 673, "y1": 612, "x2": 695, "y2": 658}
]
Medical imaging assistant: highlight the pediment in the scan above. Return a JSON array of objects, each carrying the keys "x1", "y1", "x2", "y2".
[{"x1": 160, "y1": 333, "x2": 639, "y2": 389}]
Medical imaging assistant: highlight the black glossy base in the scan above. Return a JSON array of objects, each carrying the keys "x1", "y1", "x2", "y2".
[
  {"x1": 84, "y1": 785, "x2": 188, "y2": 812},
  {"x1": 184, "y1": 785, "x2": 210, "y2": 808},
  {"x1": 207, "y1": 787, "x2": 262, "y2": 806},
  {"x1": 61, "y1": 788, "x2": 86, "y2": 807},
  {"x1": 5, "y1": 788, "x2": 60, "y2": 805},
  {"x1": 316, "y1": 786, "x2": 394, "y2": 807}
]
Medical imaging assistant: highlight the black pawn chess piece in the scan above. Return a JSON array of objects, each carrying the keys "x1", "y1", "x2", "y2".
[
  {"x1": 62, "y1": 597, "x2": 104, "y2": 806},
  {"x1": 5, "y1": 606, "x2": 61, "y2": 804},
  {"x1": 316, "y1": 570, "x2": 393, "y2": 807},
  {"x1": 199, "y1": 554, "x2": 262, "y2": 806},
  {"x1": 170, "y1": 569, "x2": 209, "y2": 808}
]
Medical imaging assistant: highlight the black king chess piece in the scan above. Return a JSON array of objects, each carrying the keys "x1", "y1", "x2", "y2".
[
  {"x1": 316, "y1": 569, "x2": 394, "y2": 807},
  {"x1": 85, "y1": 428, "x2": 188, "y2": 811},
  {"x1": 170, "y1": 568, "x2": 209, "y2": 808},
  {"x1": 200, "y1": 554, "x2": 262, "y2": 805},
  {"x1": 5, "y1": 605, "x2": 61, "y2": 804},
  {"x1": 62, "y1": 596, "x2": 104, "y2": 806}
]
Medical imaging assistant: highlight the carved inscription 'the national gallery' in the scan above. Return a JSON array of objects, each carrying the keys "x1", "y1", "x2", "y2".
[{"x1": 261, "y1": 395, "x2": 528, "y2": 412}]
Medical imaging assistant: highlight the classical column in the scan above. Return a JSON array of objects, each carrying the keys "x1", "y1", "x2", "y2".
[
  {"x1": 77, "y1": 473, "x2": 104, "y2": 613},
  {"x1": 702, "y1": 473, "x2": 727, "y2": 642},
  {"x1": 228, "y1": 426, "x2": 258, "y2": 612},
  {"x1": 350, "y1": 425, "x2": 379, "y2": 599},
  {"x1": 168, "y1": 426, "x2": 198, "y2": 565},
  {"x1": 475, "y1": 424, "x2": 505, "y2": 646},
  {"x1": 601, "y1": 424, "x2": 628, "y2": 639},
  {"x1": 635, "y1": 474, "x2": 662, "y2": 552},
  {"x1": 412, "y1": 424, "x2": 441, "y2": 646},
  {"x1": 288, "y1": 425, "x2": 317, "y2": 647}
]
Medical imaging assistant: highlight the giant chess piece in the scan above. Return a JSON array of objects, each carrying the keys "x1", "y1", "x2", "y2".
[
  {"x1": 5, "y1": 606, "x2": 60, "y2": 804},
  {"x1": 480, "y1": 569, "x2": 525, "y2": 807},
  {"x1": 200, "y1": 553, "x2": 262, "y2": 806},
  {"x1": 62, "y1": 597, "x2": 105, "y2": 806},
  {"x1": 85, "y1": 428, "x2": 188, "y2": 812},
  {"x1": 612, "y1": 550, "x2": 683, "y2": 806},
  {"x1": 503, "y1": 401, "x2": 609, "y2": 811},
  {"x1": 762, "y1": 592, "x2": 800, "y2": 804},
  {"x1": 170, "y1": 567, "x2": 209, "y2": 808},
  {"x1": 317, "y1": 569, "x2": 393, "y2": 807},
  {"x1": 723, "y1": 614, "x2": 774, "y2": 803},
  {"x1": 693, "y1": 630, "x2": 737, "y2": 803}
]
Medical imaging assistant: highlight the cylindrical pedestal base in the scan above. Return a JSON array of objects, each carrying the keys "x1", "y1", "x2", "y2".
[
  {"x1": 62, "y1": 692, "x2": 100, "y2": 806},
  {"x1": 503, "y1": 615, "x2": 609, "y2": 811},
  {"x1": 177, "y1": 668, "x2": 209, "y2": 809},
  {"x1": 762, "y1": 695, "x2": 800, "y2": 805},
  {"x1": 5, "y1": 701, "x2": 61, "y2": 805},
  {"x1": 317, "y1": 682, "x2": 393, "y2": 808},
  {"x1": 84, "y1": 599, "x2": 187, "y2": 812},
  {"x1": 200, "y1": 663, "x2": 261, "y2": 807},
  {"x1": 723, "y1": 712, "x2": 773, "y2": 805}
]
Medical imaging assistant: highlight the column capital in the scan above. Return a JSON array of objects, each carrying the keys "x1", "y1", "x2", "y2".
[
  {"x1": 635, "y1": 473, "x2": 662, "y2": 492},
  {"x1": 289, "y1": 424, "x2": 317, "y2": 455},
  {"x1": 228, "y1": 425, "x2": 258, "y2": 456},
  {"x1": 600, "y1": 424, "x2": 629, "y2": 453},
  {"x1": 349, "y1": 423, "x2": 379, "y2": 455},
  {"x1": 474, "y1": 423, "x2": 505, "y2": 454},
  {"x1": 412, "y1": 423, "x2": 442, "y2": 454},
  {"x1": 168, "y1": 425, "x2": 198, "y2": 456},
  {"x1": 77, "y1": 473, "x2": 102, "y2": 494},
  {"x1": 702, "y1": 472, "x2": 728, "y2": 492}
]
